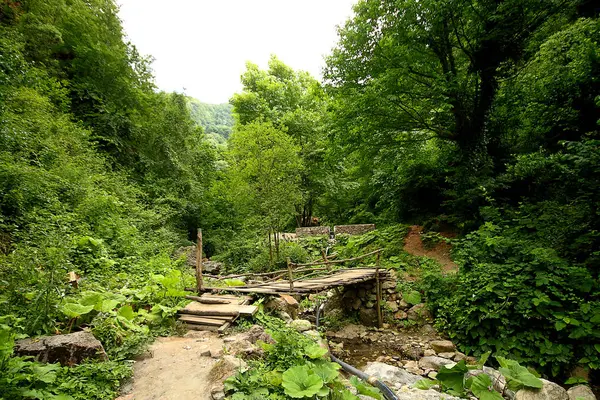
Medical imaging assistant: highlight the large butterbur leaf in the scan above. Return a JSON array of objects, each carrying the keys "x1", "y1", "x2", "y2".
[
  {"x1": 467, "y1": 373, "x2": 504, "y2": 400},
  {"x1": 436, "y1": 360, "x2": 468, "y2": 395},
  {"x1": 282, "y1": 365, "x2": 324, "y2": 398},
  {"x1": 61, "y1": 303, "x2": 94, "y2": 318},
  {"x1": 496, "y1": 356, "x2": 543, "y2": 391}
]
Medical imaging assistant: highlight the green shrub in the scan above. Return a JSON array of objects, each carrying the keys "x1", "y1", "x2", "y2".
[{"x1": 428, "y1": 222, "x2": 599, "y2": 376}]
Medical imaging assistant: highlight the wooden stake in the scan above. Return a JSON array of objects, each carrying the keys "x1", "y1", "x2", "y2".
[
  {"x1": 287, "y1": 257, "x2": 294, "y2": 292},
  {"x1": 196, "y1": 229, "x2": 203, "y2": 293},
  {"x1": 321, "y1": 250, "x2": 330, "y2": 272},
  {"x1": 375, "y1": 250, "x2": 383, "y2": 328}
]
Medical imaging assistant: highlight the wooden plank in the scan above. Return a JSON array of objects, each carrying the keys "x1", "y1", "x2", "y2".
[
  {"x1": 185, "y1": 295, "x2": 231, "y2": 304},
  {"x1": 181, "y1": 302, "x2": 257, "y2": 316},
  {"x1": 178, "y1": 315, "x2": 232, "y2": 326}
]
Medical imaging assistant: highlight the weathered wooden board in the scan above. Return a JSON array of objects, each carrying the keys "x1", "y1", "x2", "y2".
[
  {"x1": 178, "y1": 315, "x2": 232, "y2": 326},
  {"x1": 180, "y1": 301, "x2": 257, "y2": 317}
]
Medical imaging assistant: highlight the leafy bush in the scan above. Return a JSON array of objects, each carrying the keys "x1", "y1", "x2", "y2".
[
  {"x1": 0, "y1": 316, "x2": 132, "y2": 400},
  {"x1": 415, "y1": 354, "x2": 542, "y2": 399},
  {"x1": 224, "y1": 315, "x2": 377, "y2": 399},
  {"x1": 428, "y1": 221, "x2": 599, "y2": 376}
]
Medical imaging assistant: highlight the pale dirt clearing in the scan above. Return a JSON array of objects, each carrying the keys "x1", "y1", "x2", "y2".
[{"x1": 117, "y1": 331, "x2": 223, "y2": 400}]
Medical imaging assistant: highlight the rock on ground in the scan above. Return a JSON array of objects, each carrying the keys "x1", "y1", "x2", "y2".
[
  {"x1": 364, "y1": 362, "x2": 422, "y2": 388},
  {"x1": 14, "y1": 331, "x2": 108, "y2": 366},
  {"x1": 208, "y1": 355, "x2": 248, "y2": 382},
  {"x1": 418, "y1": 356, "x2": 455, "y2": 371},
  {"x1": 515, "y1": 379, "x2": 569, "y2": 400},
  {"x1": 407, "y1": 303, "x2": 433, "y2": 324},
  {"x1": 429, "y1": 340, "x2": 456, "y2": 353},
  {"x1": 326, "y1": 323, "x2": 367, "y2": 341},
  {"x1": 289, "y1": 319, "x2": 312, "y2": 332},
  {"x1": 567, "y1": 385, "x2": 596, "y2": 400},
  {"x1": 265, "y1": 295, "x2": 299, "y2": 319},
  {"x1": 389, "y1": 386, "x2": 461, "y2": 400},
  {"x1": 359, "y1": 307, "x2": 379, "y2": 327},
  {"x1": 237, "y1": 324, "x2": 274, "y2": 344}
]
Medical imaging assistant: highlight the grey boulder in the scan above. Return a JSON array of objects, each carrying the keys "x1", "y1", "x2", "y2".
[
  {"x1": 567, "y1": 385, "x2": 596, "y2": 400},
  {"x1": 515, "y1": 379, "x2": 569, "y2": 400},
  {"x1": 14, "y1": 331, "x2": 108, "y2": 366}
]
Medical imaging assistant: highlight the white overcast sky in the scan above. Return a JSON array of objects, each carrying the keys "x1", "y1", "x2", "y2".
[{"x1": 117, "y1": 0, "x2": 356, "y2": 104}]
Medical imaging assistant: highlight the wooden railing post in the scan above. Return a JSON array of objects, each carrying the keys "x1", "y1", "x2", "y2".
[
  {"x1": 375, "y1": 250, "x2": 383, "y2": 328},
  {"x1": 287, "y1": 257, "x2": 294, "y2": 292},
  {"x1": 321, "y1": 250, "x2": 330, "y2": 272},
  {"x1": 196, "y1": 229, "x2": 203, "y2": 293}
]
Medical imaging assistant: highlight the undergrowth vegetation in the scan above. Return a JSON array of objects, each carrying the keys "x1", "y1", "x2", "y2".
[{"x1": 223, "y1": 314, "x2": 380, "y2": 400}]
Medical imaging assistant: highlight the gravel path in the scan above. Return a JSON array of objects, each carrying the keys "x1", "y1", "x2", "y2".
[{"x1": 116, "y1": 331, "x2": 224, "y2": 400}]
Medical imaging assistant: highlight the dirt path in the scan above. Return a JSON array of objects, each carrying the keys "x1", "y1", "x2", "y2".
[
  {"x1": 117, "y1": 331, "x2": 223, "y2": 400},
  {"x1": 403, "y1": 225, "x2": 457, "y2": 273}
]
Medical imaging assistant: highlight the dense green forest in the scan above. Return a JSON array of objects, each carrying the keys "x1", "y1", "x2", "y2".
[
  {"x1": 188, "y1": 99, "x2": 234, "y2": 145},
  {"x1": 0, "y1": 0, "x2": 599, "y2": 398}
]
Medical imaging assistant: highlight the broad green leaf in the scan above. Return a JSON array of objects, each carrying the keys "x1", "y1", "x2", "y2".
[
  {"x1": 282, "y1": 365, "x2": 324, "y2": 398},
  {"x1": 117, "y1": 305, "x2": 135, "y2": 321},
  {"x1": 309, "y1": 361, "x2": 340, "y2": 383},
  {"x1": 317, "y1": 385, "x2": 330, "y2": 397},
  {"x1": 349, "y1": 376, "x2": 383, "y2": 400},
  {"x1": 469, "y1": 374, "x2": 503, "y2": 400},
  {"x1": 436, "y1": 360, "x2": 468, "y2": 394},
  {"x1": 477, "y1": 351, "x2": 492, "y2": 367},
  {"x1": 100, "y1": 299, "x2": 120, "y2": 312},
  {"x1": 61, "y1": 303, "x2": 94, "y2": 318},
  {"x1": 304, "y1": 343, "x2": 328, "y2": 359},
  {"x1": 496, "y1": 356, "x2": 543, "y2": 391},
  {"x1": 79, "y1": 292, "x2": 103, "y2": 308},
  {"x1": 414, "y1": 378, "x2": 438, "y2": 390}
]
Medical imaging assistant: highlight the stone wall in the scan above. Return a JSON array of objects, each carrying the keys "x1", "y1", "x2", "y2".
[
  {"x1": 334, "y1": 224, "x2": 376, "y2": 235},
  {"x1": 295, "y1": 226, "x2": 331, "y2": 237},
  {"x1": 324, "y1": 270, "x2": 431, "y2": 328}
]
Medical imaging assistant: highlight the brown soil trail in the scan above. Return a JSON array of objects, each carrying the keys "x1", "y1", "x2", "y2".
[
  {"x1": 116, "y1": 332, "x2": 223, "y2": 400},
  {"x1": 403, "y1": 225, "x2": 458, "y2": 273}
]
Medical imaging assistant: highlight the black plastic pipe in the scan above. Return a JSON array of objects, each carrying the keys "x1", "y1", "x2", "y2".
[{"x1": 316, "y1": 302, "x2": 399, "y2": 400}]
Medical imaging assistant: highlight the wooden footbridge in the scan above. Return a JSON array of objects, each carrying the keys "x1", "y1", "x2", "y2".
[{"x1": 179, "y1": 230, "x2": 388, "y2": 331}]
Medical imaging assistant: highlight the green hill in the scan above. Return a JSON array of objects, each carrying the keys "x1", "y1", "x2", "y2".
[{"x1": 188, "y1": 98, "x2": 234, "y2": 144}]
